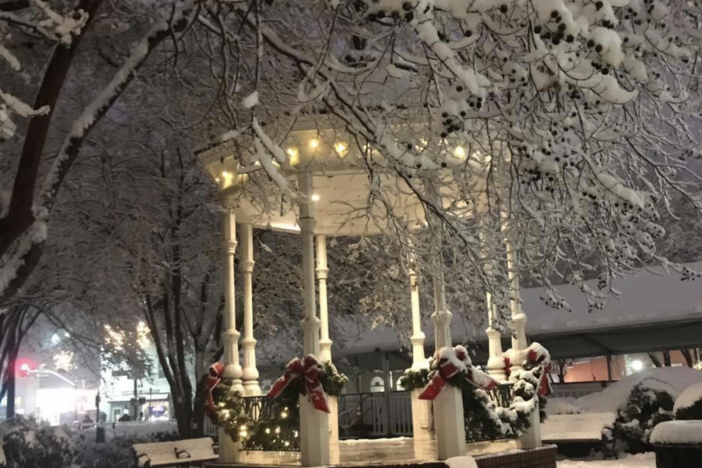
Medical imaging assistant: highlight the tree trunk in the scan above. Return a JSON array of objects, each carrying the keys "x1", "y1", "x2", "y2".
[
  {"x1": 6, "y1": 356, "x2": 16, "y2": 419},
  {"x1": 192, "y1": 378, "x2": 208, "y2": 438},
  {"x1": 1, "y1": 0, "x2": 103, "y2": 256}
]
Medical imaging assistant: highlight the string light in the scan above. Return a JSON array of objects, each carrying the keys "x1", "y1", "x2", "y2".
[
  {"x1": 286, "y1": 147, "x2": 299, "y2": 165},
  {"x1": 334, "y1": 142, "x2": 347, "y2": 156},
  {"x1": 454, "y1": 146, "x2": 466, "y2": 159},
  {"x1": 311, "y1": 194, "x2": 320, "y2": 202},
  {"x1": 310, "y1": 138, "x2": 319, "y2": 149}
]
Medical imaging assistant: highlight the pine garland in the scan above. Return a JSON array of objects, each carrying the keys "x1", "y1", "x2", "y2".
[
  {"x1": 209, "y1": 379, "x2": 251, "y2": 443},
  {"x1": 208, "y1": 362, "x2": 347, "y2": 450},
  {"x1": 401, "y1": 361, "x2": 547, "y2": 442}
]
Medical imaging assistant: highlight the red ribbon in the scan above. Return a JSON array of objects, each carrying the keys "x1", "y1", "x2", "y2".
[
  {"x1": 268, "y1": 355, "x2": 329, "y2": 413},
  {"x1": 419, "y1": 347, "x2": 499, "y2": 400},
  {"x1": 418, "y1": 356, "x2": 460, "y2": 400},
  {"x1": 205, "y1": 362, "x2": 225, "y2": 414},
  {"x1": 504, "y1": 348, "x2": 552, "y2": 396},
  {"x1": 456, "y1": 346, "x2": 498, "y2": 391}
]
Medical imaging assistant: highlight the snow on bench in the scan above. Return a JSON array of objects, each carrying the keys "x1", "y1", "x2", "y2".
[
  {"x1": 541, "y1": 412, "x2": 616, "y2": 442},
  {"x1": 133, "y1": 437, "x2": 217, "y2": 467},
  {"x1": 651, "y1": 420, "x2": 702, "y2": 446}
]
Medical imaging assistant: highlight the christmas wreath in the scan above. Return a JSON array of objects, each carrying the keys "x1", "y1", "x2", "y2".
[
  {"x1": 401, "y1": 343, "x2": 551, "y2": 442},
  {"x1": 206, "y1": 356, "x2": 347, "y2": 450}
]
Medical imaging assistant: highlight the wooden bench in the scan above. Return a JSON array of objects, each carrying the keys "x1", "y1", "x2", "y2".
[
  {"x1": 133, "y1": 437, "x2": 217, "y2": 467},
  {"x1": 540, "y1": 412, "x2": 617, "y2": 458}
]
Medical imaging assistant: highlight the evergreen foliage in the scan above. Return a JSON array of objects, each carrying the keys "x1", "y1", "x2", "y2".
[
  {"x1": 401, "y1": 365, "x2": 545, "y2": 442},
  {"x1": 209, "y1": 363, "x2": 347, "y2": 450},
  {"x1": 615, "y1": 382, "x2": 675, "y2": 453},
  {"x1": 675, "y1": 398, "x2": 702, "y2": 421}
]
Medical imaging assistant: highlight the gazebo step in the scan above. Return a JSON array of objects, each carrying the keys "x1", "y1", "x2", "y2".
[{"x1": 206, "y1": 445, "x2": 557, "y2": 468}]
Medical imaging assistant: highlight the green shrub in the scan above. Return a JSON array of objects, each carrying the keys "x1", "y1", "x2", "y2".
[
  {"x1": 675, "y1": 398, "x2": 702, "y2": 421},
  {"x1": 1, "y1": 418, "x2": 73, "y2": 468},
  {"x1": 614, "y1": 381, "x2": 674, "y2": 453}
]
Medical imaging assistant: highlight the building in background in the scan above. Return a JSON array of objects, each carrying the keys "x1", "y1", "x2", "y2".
[{"x1": 99, "y1": 343, "x2": 173, "y2": 423}]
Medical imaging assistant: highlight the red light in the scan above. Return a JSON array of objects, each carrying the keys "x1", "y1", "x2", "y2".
[{"x1": 15, "y1": 359, "x2": 34, "y2": 378}]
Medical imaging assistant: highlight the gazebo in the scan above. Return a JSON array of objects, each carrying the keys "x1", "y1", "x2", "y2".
[{"x1": 198, "y1": 122, "x2": 544, "y2": 467}]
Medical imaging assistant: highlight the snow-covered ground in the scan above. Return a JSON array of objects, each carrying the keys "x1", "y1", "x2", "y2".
[{"x1": 558, "y1": 453, "x2": 655, "y2": 467}]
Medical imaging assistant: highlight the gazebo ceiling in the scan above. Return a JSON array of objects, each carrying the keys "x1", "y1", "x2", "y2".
[
  {"x1": 233, "y1": 170, "x2": 428, "y2": 236},
  {"x1": 199, "y1": 128, "x2": 480, "y2": 236}
]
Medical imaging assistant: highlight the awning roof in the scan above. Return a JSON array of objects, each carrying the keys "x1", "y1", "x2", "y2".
[{"x1": 331, "y1": 261, "x2": 702, "y2": 362}]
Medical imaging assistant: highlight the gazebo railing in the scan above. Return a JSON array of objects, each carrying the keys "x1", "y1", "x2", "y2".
[
  {"x1": 204, "y1": 385, "x2": 513, "y2": 445},
  {"x1": 489, "y1": 383, "x2": 514, "y2": 408},
  {"x1": 338, "y1": 391, "x2": 413, "y2": 438},
  {"x1": 464, "y1": 383, "x2": 515, "y2": 443}
]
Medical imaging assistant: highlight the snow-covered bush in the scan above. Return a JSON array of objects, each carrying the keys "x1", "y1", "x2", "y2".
[
  {"x1": 674, "y1": 382, "x2": 702, "y2": 421},
  {"x1": 0, "y1": 417, "x2": 181, "y2": 468},
  {"x1": 614, "y1": 381, "x2": 674, "y2": 453},
  {"x1": 0, "y1": 417, "x2": 73, "y2": 468},
  {"x1": 71, "y1": 436, "x2": 134, "y2": 468}
]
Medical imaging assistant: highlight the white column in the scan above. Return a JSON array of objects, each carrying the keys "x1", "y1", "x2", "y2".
[
  {"x1": 409, "y1": 264, "x2": 427, "y2": 370},
  {"x1": 316, "y1": 234, "x2": 339, "y2": 446},
  {"x1": 298, "y1": 173, "x2": 330, "y2": 467},
  {"x1": 408, "y1": 259, "x2": 432, "y2": 441},
  {"x1": 482, "y1": 228, "x2": 507, "y2": 383},
  {"x1": 485, "y1": 289, "x2": 507, "y2": 383},
  {"x1": 316, "y1": 234, "x2": 332, "y2": 362},
  {"x1": 501, "y1": 217, "x2": 540, "y2": 449},
  {"x1": 431, "y1": 255, "x2": 466, "y2": 460},
  {"x1": 219, "y1": 208, "x2": 243, "y2": 464},
  {"x1": 502, "y1": 222, "x2": 528, "y2": 352},
  {"x1": 221, "y1": 210, "x2": 243, "y2": 389},
  {"x1": 240, "y1": 223, "x2": 261, "y2": 396}
]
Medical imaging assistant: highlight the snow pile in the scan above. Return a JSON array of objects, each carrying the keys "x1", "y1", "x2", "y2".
[
  {"x1": 546, "y1": 397, "x2": 582, "y2": 415},
  {"x1": 542, "y1": 412, "x2": 616, "y2": 441},
  {"x1": 558, "y1": 452, "x2": 655, "y2": 467},
  {"x1": 445, "y1": 456, "x2": 478, "y2": 468},
  {"x1": 649, "y1": 420, "x2": 702, "y2": 445},
  {"x1": 673, "y1": 382, "x2": 702, "y2": 415},
  {"x1": 83, "y1": 421, "x2": 178, "y2": 441},
  {"x1": 578, "y1": 368, "x2": 702, "y2": 413}
]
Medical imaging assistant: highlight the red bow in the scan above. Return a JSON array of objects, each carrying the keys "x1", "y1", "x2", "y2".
[
  {"x1": 268, "y1": 355, "x2": 329, "y2": 413},
  {"x1": 418, "y1": 347, "x2": 498, "y2": 400},
  {"x1": 205, "y1": 362, "x2": 225, "y2": 414},
  {"x1": 418, "y1": 355, "x2": 461, "y2": 401}
]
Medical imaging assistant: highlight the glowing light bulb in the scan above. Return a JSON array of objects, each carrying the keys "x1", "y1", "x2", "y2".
[
  {"x1": 284, "y1": 441, "x2": 290, "y2": 447},
  {"x1": 286, "y1": 147, "x2": 299, "y2": 165},
  {"x1": 311, "y1": 194, "x2": 320, "y2": 202},
  {"x1": 265, "y1": 428, "x2": 271, "y2": 434},
  {"x1": 275, "y1": 427, "x2": 281, "y2": 434},
  {"x1": 281, "y1": 411, "x2": 288, "y2": 419},
  {"x1": 631, "y1": 360, "x2": 644, "y2": 372},
  {"x1": 334, "y1": 142, "x2": 348, "y2": 156},
  {"x1": 454, "y1": 146, "x2": 466, "y2": 159},
  {"x1": 310, "y1": 139, "x2": 319, "y2": 149}
]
